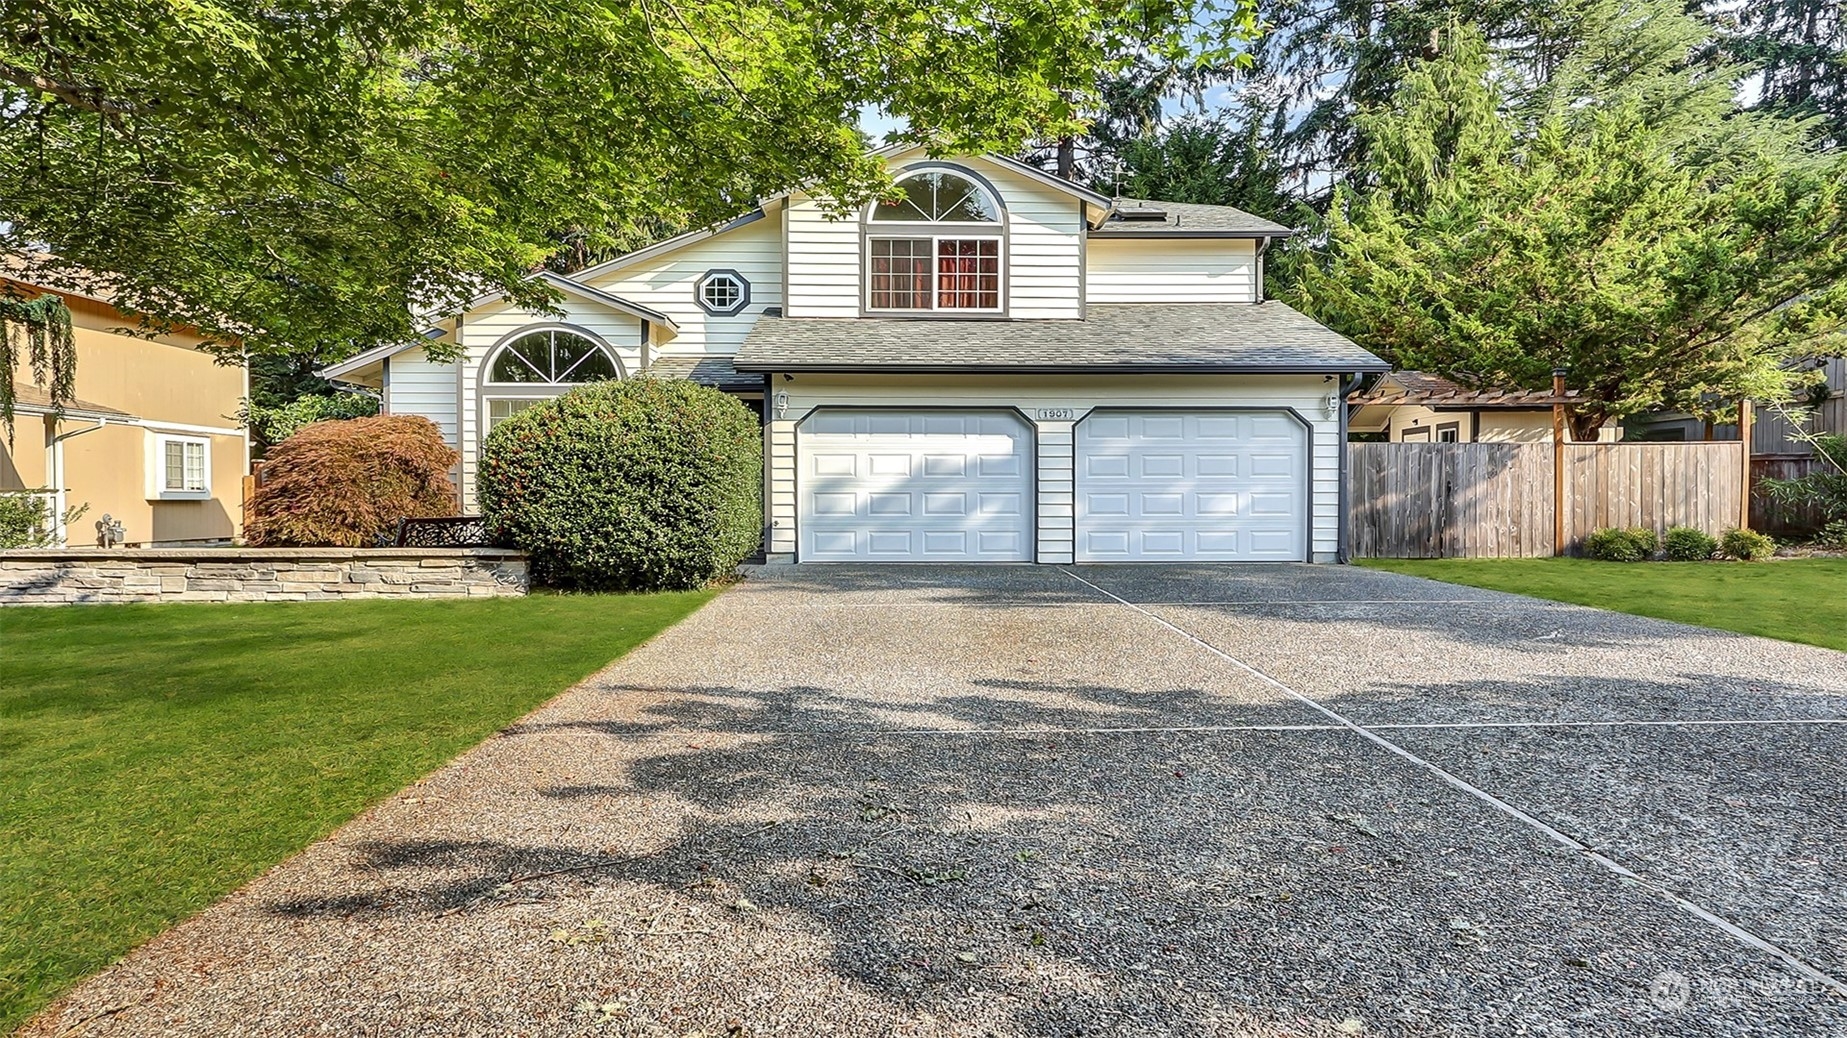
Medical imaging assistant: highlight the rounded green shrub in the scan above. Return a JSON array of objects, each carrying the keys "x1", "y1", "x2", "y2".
[
  {"x1": 1817, "y1": 519, "x2": 1847, "y2": 550},
  {"x1": 1719, "y1": 527, "x2": 1776, "y2": 562},
  {"x1": 1583, "y1": 526, "x2": 1656, "y2": 562},
  {"x1": 477, "y1": 378, "x2": 762, "y2": 591},
  {"x1": 1662, "y1": 525, "x2": 1718, "y2": 561}
]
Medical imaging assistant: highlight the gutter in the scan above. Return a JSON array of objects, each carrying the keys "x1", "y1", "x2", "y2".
[
  {"x1": 1336, "y1": 372, "x2": 1362, "y2": 564},
  {"x1": 732, "y1": 362, "x2": 1391, "y2": 376}
]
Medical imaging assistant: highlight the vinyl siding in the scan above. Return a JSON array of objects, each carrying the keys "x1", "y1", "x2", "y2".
[
  {"x1": 784, "y1": 155, "x2": 1084, "y2": 319},
  {"x1": 765, "y1": 374, "x2": 1340, "y2": 562},
  {"x1": 586, "y1": 216, "x2": 782, "y2": 356},
  {"x1": 384, "y1": 349, "x2": 459, "y2": 445},
  {"x1": 1085, "y1": 238, "x2": 1258, "y2": 303}
]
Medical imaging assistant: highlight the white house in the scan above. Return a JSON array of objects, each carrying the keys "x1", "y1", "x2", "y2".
[{"x1": 322, "y1": 147, "x2": 1387, "y2": 564}]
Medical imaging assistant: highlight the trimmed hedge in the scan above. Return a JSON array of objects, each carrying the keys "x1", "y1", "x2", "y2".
[
  {"x1": 246, "y1": 415, "x2": 459, "y2": 546},
  {"x1": 1720, "y1": 527, "x2": 1776, "y2": 561},
  {"x1": 1583, "y1": 526, "x2": 1657, "y2": 562},
  {"x1": 1662, "y1": 525, "x2": 1718, "y2": 561},
  {"x1": 477, "y1": 379, "x2": 761, "y2": 591}
]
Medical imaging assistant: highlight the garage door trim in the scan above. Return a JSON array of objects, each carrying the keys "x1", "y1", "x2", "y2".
[
  {"x1": 1073, "y1": 406, "x2": 1314, "y2": 563},
  {"x1": 794, "y1": 405, "x2": 1038, "y2": 563}
]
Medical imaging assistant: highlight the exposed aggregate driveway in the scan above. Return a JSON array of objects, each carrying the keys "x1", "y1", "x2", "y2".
[{"x1": 29, "y1": 565, "x2": 1847, "y2": 1038}]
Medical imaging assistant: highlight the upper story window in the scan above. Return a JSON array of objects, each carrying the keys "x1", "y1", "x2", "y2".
[
  {"x1": 866, "y1": 169, "x2": 1003, "y2": 313},
  {"x1": 483, "y1": 328, "x2": 620, "y2": 432},
  {"x1": 696, "y1": 269, "x2": 751, "y2": 316}
]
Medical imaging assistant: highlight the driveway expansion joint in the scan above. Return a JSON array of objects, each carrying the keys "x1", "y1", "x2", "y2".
[{"x1": 1057, "y1": 566, "x2": 1847, "y2": 1000}]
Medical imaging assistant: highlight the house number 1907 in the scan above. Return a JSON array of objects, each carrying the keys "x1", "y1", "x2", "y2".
[{"x1": 1037, "y1": 408, "x2": 1075, "y2": 421}]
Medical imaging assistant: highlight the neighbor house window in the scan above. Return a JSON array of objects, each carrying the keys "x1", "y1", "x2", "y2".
[
  {"x1": 866, "y1": 168, "x2": 1003, "y2": 313},
  {"x1": 482, "y1": 328, "x2": 620, "y2": 433},
  {"x1": 147, "y1": 434, "x2": 210, "y2": 499}
]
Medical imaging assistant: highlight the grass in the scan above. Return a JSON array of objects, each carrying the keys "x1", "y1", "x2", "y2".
[
  {"x1": 0, "y1": 591, "x2": 712, "y2": 1034},
  {"x1": 1359, "y1": 557, "x2": 1847, "y2": 652}
]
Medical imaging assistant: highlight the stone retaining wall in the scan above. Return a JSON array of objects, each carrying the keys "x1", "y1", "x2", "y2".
[{"x1": 0, "y1": 548, "x2": 529, "y2": 605}]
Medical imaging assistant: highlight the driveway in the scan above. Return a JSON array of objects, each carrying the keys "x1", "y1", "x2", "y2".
[{"x1": 29, "y1": 565, "x2": 1847, "y2": 1037}]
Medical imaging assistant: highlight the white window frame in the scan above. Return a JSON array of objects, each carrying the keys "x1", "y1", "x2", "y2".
[
  {"x1": 864, "y1": 233, "x2": 1005, "y2": 315},
  {"x1": 147, "y1": 433, "x2": 212, "y2": 500},
  {"x1": 478, "y1": 324, "x2": 625, "y2": 439}
]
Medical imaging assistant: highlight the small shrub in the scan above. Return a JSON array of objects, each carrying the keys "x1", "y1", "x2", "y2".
[
  {"x1": 1719, "y1": 527, "x2": 1776, "y2": 562},
  {"x1": 0, "y1": 492, "x2": 50, "y2": 548},
  {"x1": 1583, "y1": 526, "x2": 1657, "y2": 562},
  {"x1": 246, "y1": 415, "x2": 458, "y2": 547},
  {"x1": 1662, "y1": 525, "x2": 1718, "y2": 561},
  {"x1": 240, "y1": 391, "x2": 379, "y2": 451},
  {"x1": 478, "y1": 379, "x2": 761, "y2": 592},
  {"x1": 1816, "y1": 519, "x2": 1847, "y2": 550}
]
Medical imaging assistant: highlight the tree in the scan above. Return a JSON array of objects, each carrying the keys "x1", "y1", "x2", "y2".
[
  {"x1": 0, "y1": 290, "x2": 73, "y2": 433},
  {"x1": 1087, "y1": 114, "x2": 1295, "y2": 220},
  {"x1": 1287, "y1": 11, "x2": 1847, "y2": 439},
  {"x1": 1706, "y1": 0, "x2": 1847, "y2": 148},
  {"x1": 0, "y1": 0, "x2": 1261, "y2": 387}
]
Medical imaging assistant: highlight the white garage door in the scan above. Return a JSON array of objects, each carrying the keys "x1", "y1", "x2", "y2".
[
  {"x1": 1076, "y1": 409, "x2": 1307, "y2": 562},
  {"x1": 798, "y1": 409, "x2": 1033, "y2": 562}
]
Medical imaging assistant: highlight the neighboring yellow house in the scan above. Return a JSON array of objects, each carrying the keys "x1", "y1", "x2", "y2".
[
  {"x1": 2, "y1": 277, "x2": 248, "y2": 545},
  {"x1": 1348, "y1": 371, "x2": 1622, "y2": 443}
]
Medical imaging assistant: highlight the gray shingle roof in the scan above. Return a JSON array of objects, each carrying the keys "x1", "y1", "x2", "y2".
[
  {"x1": 645, "y1": 354, "x2": 764, "y2": 390},
  {"x1": 1090, "y1": 199, "x2": 1293, "y2": 236},
  {"x1": 734, "y1": 303, "x2": 1387, "y2": 374}
]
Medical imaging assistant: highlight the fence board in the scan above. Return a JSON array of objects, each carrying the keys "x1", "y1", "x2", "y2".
[
  {"x1": 1751, "y1": 456, "x2": 1828, "y2": 535},
  {"x1": 1350, "y1": 441, "x2": 1745, "y2": 557},
  {"x1": 1349, "y1": 442, "x2": 1554, "y2": 558}
]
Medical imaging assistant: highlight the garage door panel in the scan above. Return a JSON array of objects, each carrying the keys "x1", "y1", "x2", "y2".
[
  {"x1": 800, "y1": 409, "x2": 1033, "y2": 563},
  {"x1": 1076, "y1": 409, "x2": 1306, "y2": 563}
]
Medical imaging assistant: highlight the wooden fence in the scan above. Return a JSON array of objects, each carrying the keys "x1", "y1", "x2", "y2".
[
  {"x1": 1350, "y1": 441, "x2": 1746, "y2": 558},
  {"x1": 1750, "y1": 455, "x2": 1829, "y2": 535}
]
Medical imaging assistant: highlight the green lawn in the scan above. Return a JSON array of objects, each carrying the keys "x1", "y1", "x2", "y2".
[
  {"x1": 0, "y1": 591, "x2": 712, "y2": 1034},
  {"x1": 1359, "y1": 557, "x2": 1847, "y2": 652}
]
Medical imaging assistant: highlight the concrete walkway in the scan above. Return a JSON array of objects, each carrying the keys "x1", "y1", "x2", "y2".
[{"x1": 29, "y1": 565, "x2": 1847, "y2": 1037}]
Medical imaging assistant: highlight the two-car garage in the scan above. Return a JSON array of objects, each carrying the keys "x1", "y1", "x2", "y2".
[{"x1": 795, "y1": 407, "x2": 1309, "y2": 563}]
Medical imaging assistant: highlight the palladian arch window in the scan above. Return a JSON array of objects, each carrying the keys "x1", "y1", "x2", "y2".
[
  {"x1": 866, "y1": 169, "x2": 1003, "y2": 313},
  {"x1": 482, "y1": 328, "x2": 619, "y2": 431}
]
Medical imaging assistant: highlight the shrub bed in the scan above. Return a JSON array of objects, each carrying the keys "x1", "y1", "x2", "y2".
[
  {"x1": 1662, "y1": 525, "x2": 1718, "y2": 561},
  {"x1": 1583, "y1": 526, "x2": 1657, "y2": 562},
  {"x1": 1720, "y1": 527, "x2": 1776, "y2": 561},
  {"x1": 246, "y1": 415, "x2": 459, "y2": 547},
  {"x1": 477, "y1": 379, "x2": 761, "y2": 591}
]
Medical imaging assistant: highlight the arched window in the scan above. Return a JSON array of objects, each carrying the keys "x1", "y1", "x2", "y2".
[
  {"x1": 482, "y1": 328, "x2": 620, "y2": 431},
  {"x1": 865, "y1": 167, "x2": 1003, "y2": 313}
]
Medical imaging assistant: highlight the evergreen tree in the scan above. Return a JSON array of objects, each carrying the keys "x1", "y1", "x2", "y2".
[
  {"x1": 1287, "y1": 11, "x2": 1847, "y2": 437},
  {"x1": 1707, "y1": 0, "x2": 1847, "y2": 148}
]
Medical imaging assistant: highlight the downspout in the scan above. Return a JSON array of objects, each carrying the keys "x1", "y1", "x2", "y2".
[
  {"x1": 640, "y1": 320, "x2": 651, "y2": 373},
  {"x1": 1336, "y1": 372, "x2": 1361, "y2": 564},
  {"x1": 46, "y1": 416, "x2": 114, "y2": 546}
]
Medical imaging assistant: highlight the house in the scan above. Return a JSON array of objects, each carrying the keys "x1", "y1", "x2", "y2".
[
  {"x1": 1627, "y1": 357, "x2": 1845, "y2": 454},
  {"x1": 1347, "y1": 371, "x2": 1621, "y2": 443},
  {"x1": 1, "y1": 273, "x2": 249, "y2": 545},
  {"x1": 322, "y1": 148, "x2": 1387, "y2": 563}
]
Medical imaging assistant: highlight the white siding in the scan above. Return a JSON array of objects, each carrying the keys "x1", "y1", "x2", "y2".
[
  {"x1": 1035, "y1": 421, "x2": 1076, "y2": 563},
  {"x1": 383, "y1": 349, "x2": 459, "y2": 445},
  {"x1": 784, "y1": 154, "x2": 1085, "y2": 319},
  {"x1": 785, "y1": 192, "x2": 860, "y2": 318},
  {"x1": 1085, "y1": 238, "x2": 1259, "y2": 303},
  {"x1": 766, "y1": 374, "x2": 1341, "y2": 563},
  {"x1": 587, "y1": 216, "x2": 782, "y2": 356},
  {"x1": 455, "y1": 299, "x2": 644, "y2": 509}
]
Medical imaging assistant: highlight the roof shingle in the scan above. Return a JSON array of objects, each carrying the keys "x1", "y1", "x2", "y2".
[
  {"x1": 1089, "y1": 199, "x2": 1293, "y2": 236},
  {"x1": 734, "y1": 303, "x2": 1386, "y2": 374}
]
